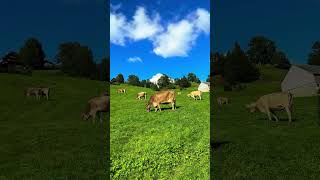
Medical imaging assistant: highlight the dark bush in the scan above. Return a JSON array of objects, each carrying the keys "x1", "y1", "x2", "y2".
[{"x1": 224, "y1": 83, "x2": 232, "y2": 91}]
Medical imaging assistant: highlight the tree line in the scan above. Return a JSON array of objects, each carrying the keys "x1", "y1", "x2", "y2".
[
  {"x1": 0, "y1": 37, "x2": 109, "y2": 81},
  {"x1": 111, "y1": 72, "x2": 203, "y2": 91},
  {"x1": 211, "y1": 36, "x2": 320, "y2": 90}
]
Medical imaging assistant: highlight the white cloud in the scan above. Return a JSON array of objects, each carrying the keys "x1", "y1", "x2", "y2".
[
  {"x1": 110, "y1": 6, "x2": 210, "y2": 58},
  {"x1": 152, "y1": 8, "x2": 210, "y2": 58},
  {"x1": 149, "y1": 73, "x2": 174, "y2": 87},
  {"x1": 193, "y1": 8, "x2": 210, "y2": 34},
  {"x1": 110, "y1": 3, "x2": 121, "y2": 11},
  {"x1": 127, "y1": 7, "x2": 163, "y2": 41},
  {"x1": 110, "y1": 13, "x2": 127, "y2": 46},
  {"x1": 128, "y1": 56, "x2": 142, "y2": 63},
  {"x1": 153, "y1": 20, "x2": 196, "y2": 58}
]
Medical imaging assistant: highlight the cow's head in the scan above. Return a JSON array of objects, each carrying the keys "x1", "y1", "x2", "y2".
[
  {"x1": 146, "y1": 103, "x2": 151, "y2": 112},
  {"x1": 82, "y1": 113, "x2": 89, "y2": 121},
  {"x1": 246, "y1": 103, "x2": 257, "y2": 113}
]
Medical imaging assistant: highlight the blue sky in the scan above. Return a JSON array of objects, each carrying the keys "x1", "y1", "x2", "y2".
[
  {"x1": 0, "y1": 0, "x2": 107, "y2": 62},
  {"x1": 110, "y1": 0, "x2": 210, "y2": 81},
  {"x1": 213, "y1": 0, "x2": 320, "y2": 64}
]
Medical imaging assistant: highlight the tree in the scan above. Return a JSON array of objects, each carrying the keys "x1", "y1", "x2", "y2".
[
  {"x1": 2, "y1": 51, "x2": 19, "y2": 63},
  {"x1": 115, "y1": 74, "x2": 124, "y2": 83},
  {"x1": 158, "y1": 74, "x2": 175, "y2": 89},
  {"x1": 308, "y1": 41, "x2": 320, "y2": 65},
  {"x1": 224, "y1": 42, "x2": 260, "y2": 85},
  {"x1": 19, "y1": 38, "x2": 45, "y2": 69},
  {"x1": 111, "y1": 78, "x2": 117, "y2": 84},
  {"x1": 175, "y1": 76, "x2": 191, "y2": 89},
  {"x1": 206, "y1": 75, "x2": 210, "y2": 82},
  {"x1": 150, "y1": 83, "x2": 160, "y2": 91},
  {"x1": 140, "y1": 80, "x2": 151, "y2": 88},
  {"x1": 211, "y1": 52, "x2": 227, "y2": 76},
  {"x1": 247, "y1": 36, "x2": 276, "y2": 65},
  {"x1": 56, "y1": 42, "x2": 96, "y2": 78},
  {"x1": 187, "y1": 73, "x2": 200, "y2": 83},
  {"x1": 127, "y1": 75, "x2": 140, "y2": 86},
  {"x1": 271, "y1": 51, "x2": 291, "y2": 69},
  {"x1": 96, "y1": 57, "x2": 109, "y2": 81}
]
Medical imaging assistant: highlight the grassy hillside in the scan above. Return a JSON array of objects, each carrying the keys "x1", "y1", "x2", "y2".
[
  {"x1": 0, "y1": 71, "x2": 108, "y2": 179},
  {"x1": 110, "y1": 84, "x2": 210, "y2": 179},
  {"x1": 213, "y1": 66, "x2": 320, "y2": 179}
]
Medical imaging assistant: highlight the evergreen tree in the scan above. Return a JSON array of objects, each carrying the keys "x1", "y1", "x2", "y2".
[
  {"x1": 308, "y1": 41, "x2": 320, "y2": 65},
  {"x1": 19, "y1": 38, "x2": 45, "y2": 69},
  {"x1": 127, "y1": 75, "x2": 140, "y2": 86}
]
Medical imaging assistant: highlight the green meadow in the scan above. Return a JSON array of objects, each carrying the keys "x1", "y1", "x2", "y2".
[
  {"x1": 0, "y1": 71, "x2": 108, "y2": 179},
  {"x1": 213, "y1": 66, "x2": 320, "y2": 179},
  {"x1": 110, "y1": 84, "x2": 210, "y2": 179}
]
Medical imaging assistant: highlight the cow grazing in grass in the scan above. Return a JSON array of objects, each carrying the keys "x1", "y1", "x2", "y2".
[
  {"x1": 187, "y1": 90, "x2": 202, "y2": 100},
  {"x1": 117, "y1": 89, "x2": 126, "y2": 93},
  {"x1": 136, "y1": 92, "x2": 147, "y2": 100},
  {"x1": 217, "y1": 97, "x2": 229, "y2": 105},
  {"x1": 246, "y1": 92, "x2": 293, "y2": 123},
  {"x1": 39, "y1": 87, "x2": 50, "y2": 100},
  {"x1": 82, "y1": 95, "x2": 110, "y2": 123},
  {"x1": 146, "y1": 91, "x2": 176, "y2": 112},
  {"x1": 25, "y1": 87, "x2": 41, "y2": 100}
]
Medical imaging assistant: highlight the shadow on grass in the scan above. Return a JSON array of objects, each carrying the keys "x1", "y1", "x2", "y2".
[
  {"x1": 257, "y1": 117, "x2": 297, "y2": 122},
  {"x1": 210, "y1": 141, "x2": 230, "y2": 150},
  {"x1": 158, "y1": 105, "x2": 182, "y2": 111}
]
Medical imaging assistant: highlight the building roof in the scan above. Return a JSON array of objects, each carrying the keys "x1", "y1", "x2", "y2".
[
  {"x1": 295, "y1": 64, "x2": 320, "y2": 75},
  {"x1": 200, "y1": 82, "x2": 210, "y2": 86}
]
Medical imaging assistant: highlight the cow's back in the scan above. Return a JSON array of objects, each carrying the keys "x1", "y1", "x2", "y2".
[
  {"x1": 258, "y1": 92, "x2": 291, "y2": 108},
  {"x1": 89, "y1": 96, "x2": 109, "y2": 111},
  {"x1": 152, "y1": 90, "x2": 175, "y2": 103}
]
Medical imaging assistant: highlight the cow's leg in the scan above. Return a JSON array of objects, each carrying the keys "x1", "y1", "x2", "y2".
[
  {"x1": 285, "y1": 106, "x2": 292, "y2": 124},
  {"x1": 99, "y1": 112, "x2": 103, "y2": 123},
  {"x1": 92, "y1": 112, "x2": 96, "y2": 124},
  {"x1": 199, "y1": 95, "x2": 202, "y2": 100},
  {"x1": 270, "y1": 110, "x2": 279, "y2": 122},
  {"x1": 266, "y1": 109, "x2": 272, "y2": 121},
  {"x1": 158, "y1": 105, "x2": 162, "y2": 112}
]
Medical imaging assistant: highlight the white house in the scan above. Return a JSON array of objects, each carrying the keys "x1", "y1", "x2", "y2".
[
  {"x1": 149, "y1": 73, "x2": 175, "y2": 87},
  {"x1": 281, "y1": 64, "x2": 320, "y2": 97},
  {"x1": 198, "y1": 82, "x2": 210, "y2": 92}
]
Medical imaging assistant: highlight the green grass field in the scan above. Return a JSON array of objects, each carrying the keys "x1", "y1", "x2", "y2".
[
  {"x1": 0, "y1": 71, "x2": 108, "y2": 179},
  {"x1": 213, "y1": 66, "x2": 320, "y2": 179},
  {"x1": 110, "y1": 84, "x2": 210, "y2": 179}
]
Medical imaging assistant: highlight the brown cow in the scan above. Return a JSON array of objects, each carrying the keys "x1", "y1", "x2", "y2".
[
  {"x1": 136, "y1": 92, "x2": 147, "y2": 100},
  {"x1": 117, "y1": 89, "x2": 126, "y2": 93},
  {"x1": 246, "y1": 92, "x2": 293, "y2": 123},
  {"x1": 146, "y1": 91, "x2": 176, "y2": 112},
  {"x1": 82, "y1": 95, "x2": 110, "y2": 123},
  {"x1": 187, "y1": 90, "x2": 202, "y2": 100},
  {"x1": 25, "y1": 87, "x2": 41, "y2": 100},
  {"x1": 39, "y1": 87, "x2": 50, "y2": 100},
  {"x1": 217, "y1": 97, "x2": 229, "y2": 105}
]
